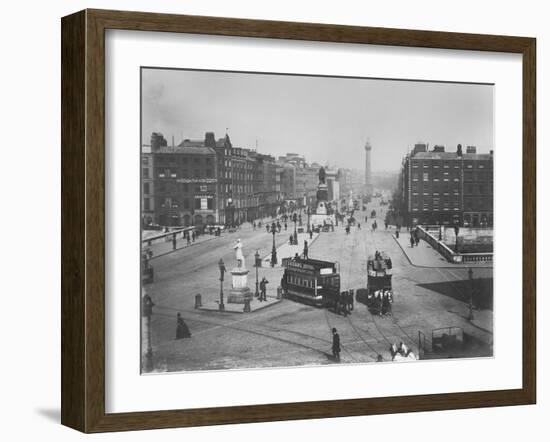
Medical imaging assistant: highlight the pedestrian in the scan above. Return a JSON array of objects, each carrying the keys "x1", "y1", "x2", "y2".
[
  {"x1": 289, "y1": 234, "x2": 293, "y2": 245},
  {"x1": 357, "y1": 222, "x2": 361, "y2": 230},
  {"x1": 284, "y1": 222, "x2": 287, "y2": 231},
  {"x1": 309, "y1": 229, "x2": 313, "y2": 240},
  {"x1": 266, "y1": 224, "x2": 270, "y2": 233},
  {"x1": 253, "y1": 221, "x2": 256, "y2": 230},
  {"x1": 332, "y1": 328, "x2": 341, "y2": 362},
  {"x1": 341, "y1": 291, "x2": 349, "y2": 317},
  {"x1": 186, "y1": 233, "x2": 191, "y2": 245},
  {"x1": 415, "y1": 234, "x2": 420, "y2": 246},
  {"x1": 410, "y1": 234, "x2": 415, "y2": 248},
  {"x1": 176, "y1": 312, "x2": 191, "y2": 339},
  {"x1": 142, "y1": 292, "x2": 155, "y2": 319},
  {"x1": 396, "y1": 229, "x2": 399, "y2": 238},
  {"x1": 172, "y1": 235, "x2": 177, "y2": 250},
  {"x1": 277, "y1": 221, "x2": 281, "y2": 233},
  {"x1": 348, "y1": 288, "x2": 354, "y2": 311},
  {"x1": 281, "y1": 276, "x2": 287, "y2": 297},
  {"x1": 303, "y1": 240, "x2": 309, "y2": 259},
  {"x1": 192, "y1": 231, "x2": 196, "y2": 243},
  {"x1": 260, "y1": 276, "x2": 269, "y2": 301},
  {"x1": 217, "y1": 227, "x2": 221, "y2": 237}
]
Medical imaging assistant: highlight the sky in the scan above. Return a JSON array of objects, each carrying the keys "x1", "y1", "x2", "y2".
[{"x1": 141, "y1": 68, "x2": 494, "y2": 172}]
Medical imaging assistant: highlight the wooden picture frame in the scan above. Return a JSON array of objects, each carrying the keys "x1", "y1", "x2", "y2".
[{"x1": 61, "y1": 9, "x2": 536, "y2": 433}]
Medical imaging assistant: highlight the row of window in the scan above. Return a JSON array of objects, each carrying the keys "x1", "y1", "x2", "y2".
[
  {"x1": 146, "y1": 183, "x2": 215, "y2": 194},
  {"x1": 143, "y1": 156, "x2": 213, "y2": 165},
  {"x1": 411, "y1": 161, "x2": 491, "y2": 169},
  {"x1": 153, "y1": 168, "x2": 214, "y2": 179},
  {"x1": 144, "y1": 197, "x2": 215, "y2": 211},
  {"x1": 288, "y1": 275, "x2": 315, "y2": 289}
]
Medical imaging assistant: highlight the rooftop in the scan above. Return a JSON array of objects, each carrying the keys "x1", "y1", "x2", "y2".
[
  {"x1": 411, "y1": 152, "x2": 493, "y2": 160},
  {"x1": 152, "y1": 145, "x2": 217, "y2": 155}
]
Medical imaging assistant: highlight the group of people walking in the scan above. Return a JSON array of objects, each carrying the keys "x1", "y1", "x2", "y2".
[
  {"x1": 334, "y1": 289, "x2": 354, "y2": 316},
  {"x1": 409, "y1": 229, "x2": 420, "y2": 247}
]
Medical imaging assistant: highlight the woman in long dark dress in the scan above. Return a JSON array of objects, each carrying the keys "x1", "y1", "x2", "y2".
[{"x1": 176, "y1": 312, "x2": 191, "y2": 339}]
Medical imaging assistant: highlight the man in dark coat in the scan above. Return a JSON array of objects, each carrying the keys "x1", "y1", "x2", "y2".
[
  {"x1": 332, "y1": 328, "x2": 341, "y2": 362},
  {"x1": 176, "y1": 312, "x2": 191, "y2": 339},
  {"x1": 259, "y1": 277, "x2": 269, "y2": 301},
  {"x1": 303, "y1": 240, "x2": 309, "y2": 259}
]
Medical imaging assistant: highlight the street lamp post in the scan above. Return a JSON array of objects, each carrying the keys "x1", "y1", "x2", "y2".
[
  {"x1": 467, "y1": 267, "x2": 474, "y2": 321},
  {"x1": 270, "y1": 222, "x2": 278, "y2": 267},
  {"x1": 142, "y1": 292, "x2": 155, "y2": 372},
  {"x1": 254, "y1": 250, "x2": 260, "y2": 297},
  {"x1": 292, "y1": 212, "x2": 298, "y2": 244},
  {"x1": 218, "y1": 258, "x2": 226, "y2": 311}
]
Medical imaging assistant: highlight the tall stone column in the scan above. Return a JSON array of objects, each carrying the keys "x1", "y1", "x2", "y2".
[{"x1": 365, "y1": 141, "x2": 372, "y2": 195}]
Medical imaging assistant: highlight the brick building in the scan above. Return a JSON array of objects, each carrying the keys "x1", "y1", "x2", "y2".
[
  {"x1": 400, "y1": 143, "x2": 493, "y2": 226},
  {"x1": 141, "y1": 133, "x2": 218, "y2": 227}
]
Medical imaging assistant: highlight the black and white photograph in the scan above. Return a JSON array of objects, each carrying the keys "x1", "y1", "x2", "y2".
[{"x1": 140, "y1": 67, "x2": 494, "y2": 373}]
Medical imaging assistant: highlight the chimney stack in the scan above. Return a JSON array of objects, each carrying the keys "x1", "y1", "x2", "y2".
[
  {"x1": 466, "y1": 145, "x2": 477, "y2": 154},
  {"x1": 204, "y1": 132, "x2": 216, "y2": 148},
  {"x1": 457, "y1": 144, "x2": 463, "y2": 157},
  {"x1": 150, "y1": 132, "x2": 167, "y2": 152}
]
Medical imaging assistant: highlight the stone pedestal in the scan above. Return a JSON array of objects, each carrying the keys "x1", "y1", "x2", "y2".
[
  {"x1": 316, "y1": 183, "x2": 328, "y2": 203},
  {"x1": 228, "y1": 267, "x2": 253, "y2": 304}
]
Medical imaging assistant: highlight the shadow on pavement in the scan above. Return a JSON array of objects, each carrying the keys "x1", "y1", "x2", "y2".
[{"x1": 417, "y1": 278, "x2": 493, "y2": 310}]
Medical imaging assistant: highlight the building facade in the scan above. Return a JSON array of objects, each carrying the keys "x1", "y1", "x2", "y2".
[
  {"x1": 142, "y1": 132, "x2": 348, "y2": 227},
  {"x1": 142, "y1": 133, "x2": 219, "y2": 227},
  {"x1": 400, "y1": 143, "x2": 493, "y2": 226}
]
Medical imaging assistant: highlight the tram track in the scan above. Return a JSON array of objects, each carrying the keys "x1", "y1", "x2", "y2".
[
  {"x1": 333, "y1": 224, "x2": 387, "y2": 361},
  {"x1": 361, "y1": 212, "x2": 419, "y2": 351}
]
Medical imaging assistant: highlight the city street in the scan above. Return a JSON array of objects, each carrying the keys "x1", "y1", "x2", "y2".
[{"x1": 143, "y1": 199, "x2": 493, "y2": 372}]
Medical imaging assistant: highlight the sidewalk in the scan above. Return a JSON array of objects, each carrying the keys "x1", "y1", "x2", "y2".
[
  {"x1": 144, "y1": 232, "x2": 220, "y2": 259},
  {"x1": 197, "y1": 257, "x2": 287, "y2": 314},
  {"x1": 393, "y1": 232, "x2": 493, "y2": 268}
]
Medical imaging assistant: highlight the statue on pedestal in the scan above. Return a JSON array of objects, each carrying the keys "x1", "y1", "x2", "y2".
[
  {"x1": 319, "y1": 166, "x2": 326, "y2": 185},
  {"x1": 233, "y1": 239, "x2": 246, "y2": 268},
  {"x1": 228, "y1": 238, "x2": 252, "y2": 304}
]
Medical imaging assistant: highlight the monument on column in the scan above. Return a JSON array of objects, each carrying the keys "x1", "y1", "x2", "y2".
[
  {"x1": 316, "y1": 167, "x2": 328, "y2": 215},
  {"x1": 228, "y1": 239, "x2": 253, "y2": 304},
  {"x1": 365, "y1": 140, "x2": 372, "y2": 195},
  {"x1": 310, "y1": 167, "x2": 336, "y2": 229}
]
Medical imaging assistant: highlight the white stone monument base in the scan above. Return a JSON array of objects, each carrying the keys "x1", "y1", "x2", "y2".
[{"x1": 228, "y1": 268, "x2": 253, "y2": 304}]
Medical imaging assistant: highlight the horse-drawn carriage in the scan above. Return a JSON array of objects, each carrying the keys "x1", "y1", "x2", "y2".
[{"x1": 356, "y1": 251, "x2": 393, "y2": 315}]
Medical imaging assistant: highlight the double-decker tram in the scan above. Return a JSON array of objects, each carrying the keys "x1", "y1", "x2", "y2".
[
  {"x1": 356, "y1": 251, "x2": 394, "y2": 315},
  {"x1": 281, "y1": 257, "x2": 340, "y2": 308}
]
